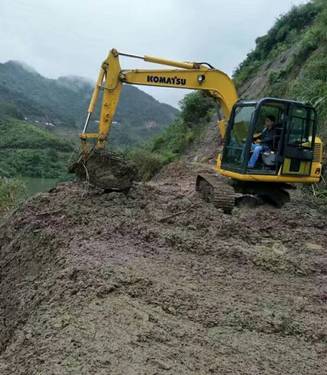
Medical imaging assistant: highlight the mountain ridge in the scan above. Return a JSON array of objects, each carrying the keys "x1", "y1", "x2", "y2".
[
  {"x1": 233, "y1": 0, "x2": 327, "y2": 136},
  {"x1": 0, "y1": 60, "x2": 179, "y2": 146}
]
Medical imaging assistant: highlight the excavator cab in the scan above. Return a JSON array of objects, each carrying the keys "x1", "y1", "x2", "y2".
[{"x1": 221, "y1": 98, "x2": 318, "y2": 179}]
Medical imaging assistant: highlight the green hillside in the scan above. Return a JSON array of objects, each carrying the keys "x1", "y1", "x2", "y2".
[
  {"x1": 234, "y1": 0, "x2": 327, "y2": 136},
  {"x1": 0, "y1": 61, "x2": 179, "y2": 180},
  {"x1": 0, "y1": 115, "x2": 74, "y2": 178},
  {"x1": 127, "y1": 92, "x2": 215, "y2": 180},
  {"x1": 0, "y1": 62, "x2": 178, "y2": 146}
]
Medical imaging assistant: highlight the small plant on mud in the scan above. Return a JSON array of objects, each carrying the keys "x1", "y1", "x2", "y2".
[
  {"x1": 0, "y1": 177, "x2": 25, "y2": 215},
  {"x1": 302, "y1": 164, "x2": 327, "y2": 210},
  {"x1": 303, "y1": 184, "x2": 327, "y2": 211}
]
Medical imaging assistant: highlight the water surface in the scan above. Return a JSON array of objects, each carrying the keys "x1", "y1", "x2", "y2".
[{"x1": 20, "y1": 177, "x2": 61, "y2": 197}]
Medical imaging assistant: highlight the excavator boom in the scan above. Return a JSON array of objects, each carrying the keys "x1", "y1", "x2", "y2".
[{"x1": 80, "y1": 49, "x2": 238, "y2": 151}]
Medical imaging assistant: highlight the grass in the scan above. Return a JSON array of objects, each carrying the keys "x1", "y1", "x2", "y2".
[
  {"x1": 0, "y1": 177, "x2": 25, "y2": 215},
  {"x1": 0, "y1": 116, "x2": 74, "y2": 178},
  {"x1": 234, "y1": 0, "x2": 327, "y2": 142},
  {"x1": 126, "y1": 92, "x2": 215, "y2": 180}
]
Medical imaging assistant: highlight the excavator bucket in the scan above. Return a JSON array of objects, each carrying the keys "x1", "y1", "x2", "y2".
[{"x1": 69, "y1": 150, "x2": 137, "y2": 191}]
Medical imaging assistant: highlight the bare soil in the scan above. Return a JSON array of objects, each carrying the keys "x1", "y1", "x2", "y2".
[{"x1": 0, "y1": 162, "x2": 326, "y2": 375}]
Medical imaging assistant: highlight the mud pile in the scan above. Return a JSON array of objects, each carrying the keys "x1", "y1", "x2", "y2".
[
  {"x1": 70, "y1": 151, "x2": 137, "y2": 191},
  {"x1": 0, "y1": 163, "x2": 326, "y2": 374}
]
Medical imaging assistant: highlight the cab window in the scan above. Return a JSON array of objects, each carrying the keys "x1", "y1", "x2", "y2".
[
  {"x1": 288, "y1": 106, "x2": 315, "y2": 148},
  {"x1": 223, "y1": 105, "x2": 255, "y2": 168}
]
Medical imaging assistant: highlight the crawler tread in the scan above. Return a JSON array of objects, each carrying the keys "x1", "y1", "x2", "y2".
[{"x1": 196, "y1": 174, "x2": 235, "y2": 214}]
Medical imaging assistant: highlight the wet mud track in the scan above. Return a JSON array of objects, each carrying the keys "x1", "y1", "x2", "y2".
[{"x1": 0, "y1": 163, "x2": 326, "y2": 374}]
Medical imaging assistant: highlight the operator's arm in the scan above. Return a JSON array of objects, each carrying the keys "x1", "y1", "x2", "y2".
[{"x1": 253, "y1": 132, "x2": 262, "y2": 142}]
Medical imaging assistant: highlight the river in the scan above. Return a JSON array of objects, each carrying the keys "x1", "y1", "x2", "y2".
[{"x1": 20, "y1": 177, "x2": 62, "y2": 197}]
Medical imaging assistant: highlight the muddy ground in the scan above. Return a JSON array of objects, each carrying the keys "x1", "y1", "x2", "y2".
[{"x1": 0, "y1": 162, "x2": 326, "y2": 374}]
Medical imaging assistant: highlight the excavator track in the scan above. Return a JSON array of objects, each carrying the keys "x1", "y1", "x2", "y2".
[
  {"x1": 257, "y1": 186, "x2": 290, "y2": 208},
  {"x1": 196, "y1": 173, "x2": 236, "y2": 214},
  {"x1": 231, "y1": 181, "x2": 291, "y2": 208}
]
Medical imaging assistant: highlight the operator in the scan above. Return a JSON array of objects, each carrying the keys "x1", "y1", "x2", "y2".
[{"x1": 247, "y1": 115, "x2": 277, "y2": 168}]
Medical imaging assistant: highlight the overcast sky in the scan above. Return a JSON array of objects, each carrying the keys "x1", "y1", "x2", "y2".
[{"x1": 0, "y1": 0, "x2": 308, "y2": 107}]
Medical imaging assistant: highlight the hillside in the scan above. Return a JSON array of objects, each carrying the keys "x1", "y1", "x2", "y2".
[
  {"x1": 0, "y1": 61, "x2": 178, "y2": 146},
  {"x1": 234, "y1": 0, "x2": 327, "y2": 136},
  {"x1": 0, "y1": 61, "x2": 178, "y2": 178},
  {"x1": 125, "y1": 91, "x2": 218, "y2": 181},
  {"x1": 0, "y1": 115, "x2": 74, "y2": 178}
]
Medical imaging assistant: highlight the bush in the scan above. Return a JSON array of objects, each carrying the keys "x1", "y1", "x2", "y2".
[
  {"x1": 0, "y1": 178, "x2": 25, "y2": 214},
  {"x1": 127, "y1": 149, "x2": 168, "y2": 181},
  {"x1": 179, "y1": 92, "x2": 215, "y2": 126},
  {"x1": 151, "y1": 119, "x2": 193, "y2": 155},
  {"x1": 233, "y1": 1, "x2": 321, "y2": 86},
  {"x1": 127, "y1": 91, "x2": 215, "y2": 179}
]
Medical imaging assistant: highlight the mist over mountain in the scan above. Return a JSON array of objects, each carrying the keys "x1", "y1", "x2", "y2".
[{"x1": 0, "y1": 60, "x2": 179, "y2": 145}]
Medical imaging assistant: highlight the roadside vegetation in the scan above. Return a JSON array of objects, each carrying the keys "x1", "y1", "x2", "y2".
[
  {"x1": 234, "y1": 0, "x2": 327, "y2": 134},
  {"x1": 0, "y1": 115, "x2": 74, "y2": 178},
  {"x1": 127, "y1": 92, "x2": 215, "y2": 180},
  {"x1": 233, "y1": 1, "x2": 321, "y2": 87},
  {"x1": 0, "y1": 178, "x2": 25, "y2": 216}
]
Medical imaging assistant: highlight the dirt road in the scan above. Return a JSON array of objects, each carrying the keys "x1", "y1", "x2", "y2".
[{"x1": 0, "y1": 162, "x2": 326, "y2": 374}]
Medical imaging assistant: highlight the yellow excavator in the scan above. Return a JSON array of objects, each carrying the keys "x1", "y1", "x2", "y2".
[{"x1": 72, "y1": 48, "x2": 323, "y2": 213}]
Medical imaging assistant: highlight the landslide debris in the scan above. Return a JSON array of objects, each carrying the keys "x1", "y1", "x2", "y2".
[
  {"x1": 69, "y1": 150, "x2": 137, "y2": 191},
  {"x1": 0, "y1": 162, "x2": 326, "y2": 375}
]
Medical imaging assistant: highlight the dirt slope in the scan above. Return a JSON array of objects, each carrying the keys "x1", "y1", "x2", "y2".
[
  {"x1": 181, "y1": 120, "x2": 222, "y2": 163},
  {"x1": 0, "y1": 163, "x2": 326, "y2": 374}
]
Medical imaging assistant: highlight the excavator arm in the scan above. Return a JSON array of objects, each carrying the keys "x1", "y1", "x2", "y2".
[
  {"x1": 73, "y1": 48, "x2": 239, "y2": 213},
  {"x1": 80, "y1": 48, "x2": 238, "y2": 154}
]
